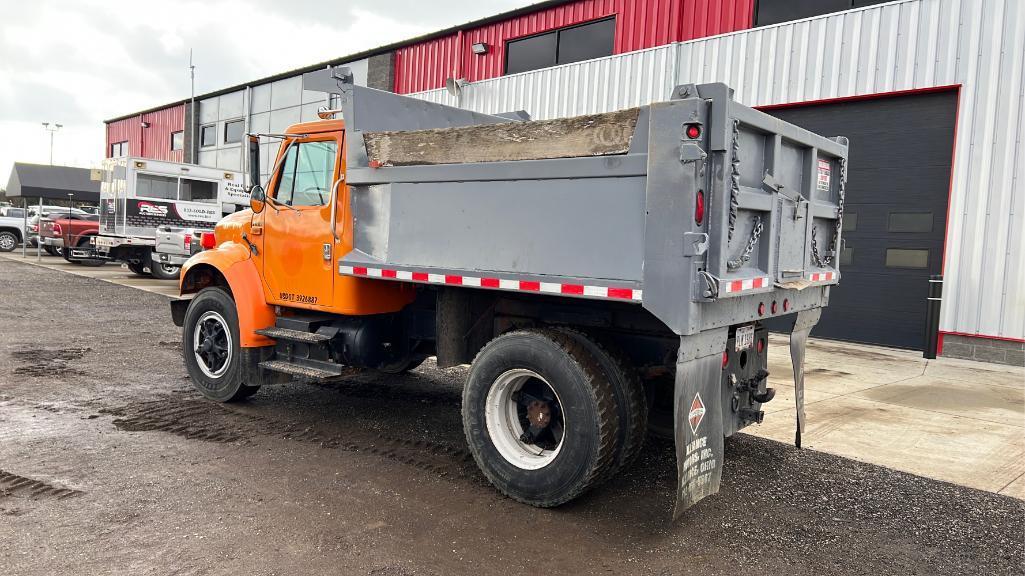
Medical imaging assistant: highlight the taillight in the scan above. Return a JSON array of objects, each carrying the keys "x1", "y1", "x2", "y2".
[
  {"x1": 685, "y1": 124, "x2": 701, "y2": 139},
  {"x1": 771, "y1": 300, "x2": 778, "y2": 314},
  {"x1": 200, "y1": 232, "x2": 216, "y2": 250},
  {"x1": 783, "y1": 298, "x2": 790, "y2": 312},
  {"x1": 757, "y1": 302, "x2": 765, "y2": 316},
  {"x1": 29, "y1": 225, "x2": 37, "y2": 232},
  {"x1": 722, "y1": 351, "x2": 729, "y2": 368},
  {"x1": 183, "y1": 234, "x2": 192, "y2": 251},
  {"x1": 695, "y1": 190, "x2": 705, "y2": 225},
  {"x1": 757, "y1": 339, "x2": 765, "y2": 353},
  {"x1": 52, "y1": 223, "x2": 62, "y2": 236}
]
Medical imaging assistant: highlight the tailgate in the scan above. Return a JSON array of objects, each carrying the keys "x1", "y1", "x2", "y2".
[{"x1": 707, "y1": 102, "x2": 847, "y2": 298}]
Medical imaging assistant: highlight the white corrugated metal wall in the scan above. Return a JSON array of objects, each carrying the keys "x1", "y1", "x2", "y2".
[{"x1": 411, "y1": 0, "x2": 1025, "y2": 341}]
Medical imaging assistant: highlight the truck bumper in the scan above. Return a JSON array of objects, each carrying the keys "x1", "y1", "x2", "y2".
[
  {"x1": 43, "y1": 237, "x2": 64, "y2": 248},
  {"x1": 152, "y1": 251, "x2": 190, "y2": 268}
]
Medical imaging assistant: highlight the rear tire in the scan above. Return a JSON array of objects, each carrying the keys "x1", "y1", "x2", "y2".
[
  {"x1": 151, "y1": 261, "x2": 181, "y2": 280},
  {"x1": 462, "y1": 328, "x2": 619, "y2": 507},
  {"x1": 554, "y1": 328, "x2": 647, "y2": 477},
  {"x1": 182, "y1": 287, "x2": 259, "y2": 402},
  {"x1": 44, "y1": 245, "x2": 60, "y2": 256},
  {"x1": 75, "y1": 238, "x2": 105, "y2": 267},
  {"x1": 127, "y1": 261, "x2": 148, "y2": 276}
]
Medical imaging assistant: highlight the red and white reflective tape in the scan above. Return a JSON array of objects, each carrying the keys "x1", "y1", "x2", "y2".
[
  {"x1": 339, "y1": 265, "x2": 643, "y2": 302},
  {"x1": 808, "y1": 271, "x2": 837, "y2": 283},
  {"x1": 720, "y1": 276, "x2": 771, "y2": 295}
]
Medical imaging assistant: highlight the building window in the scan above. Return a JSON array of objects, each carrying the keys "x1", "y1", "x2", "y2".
[
  {"x1": 754, "y1": 0, "x2": 890, "y2": 27},
  {"x1": 180, "y1": 178, "x2": 217, "y2": 203},
  {"x1": 224, "y1": 119, "x2": 244, "y2": 144},
  {"x1": 888, "y1": 212, "x2": 933, "y2": 233},
  {"x1": 505, "y1": 17, "x2": 615, "y2": 75},
  {"x1": 200, "y1": 124, "x2": 216, "y2": 148},
  {"x1": 885, "y1": 248, "x2": 929, "y2": 269},
  {"x1": 170, "y1": 131, "x2": 184, "y2": 151},
  {"x1": 842, "y1": 213, "x2": 857, "y2": 232},
  {"x1": 110, "y1": 141, "x2": 129, "y2": 157}
]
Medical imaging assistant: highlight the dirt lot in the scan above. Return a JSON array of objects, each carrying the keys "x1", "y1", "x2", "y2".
[{"x1": 1, "y1": 259, "x2": 1022, "y2": 576}]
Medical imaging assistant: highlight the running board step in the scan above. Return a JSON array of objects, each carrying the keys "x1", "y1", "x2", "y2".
[
  {"x1": 254, "y1": 327, "x2": 332, "y2": 343},
  {"x1": 259, "y1": 360, "x2": 341, "y2": 380}
]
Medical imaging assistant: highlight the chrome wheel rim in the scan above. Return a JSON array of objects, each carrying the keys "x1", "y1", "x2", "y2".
[
  {"x1": 159, "y1": 263, "x2": 178, "y2": 275},
  {"x1": 193, "y1": 311, "x2": 232, "y2": 378},
  {"x1": 0, "y1": 234, "x2": 14, "y2": 250},
  {"x1": 484, "y1": 368, "x2": 565, "y2": 470}
]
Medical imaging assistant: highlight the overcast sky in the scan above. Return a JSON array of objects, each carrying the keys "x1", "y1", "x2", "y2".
[{"x1": 0, "y1": 0, "x2": 531, "y2": 191}]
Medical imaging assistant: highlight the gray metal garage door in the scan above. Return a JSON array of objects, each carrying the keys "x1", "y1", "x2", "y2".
[{"x1": 765, "y1": 90, "x2": 957, "y2": 350}]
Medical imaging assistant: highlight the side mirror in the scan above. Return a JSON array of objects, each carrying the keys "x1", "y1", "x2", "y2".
[
  {"x1": 247, "y1": 134, "x2": 261, "y2": 190},
  {"x1": 249, "y1": 185, "x2": 266, "y2": 214}
]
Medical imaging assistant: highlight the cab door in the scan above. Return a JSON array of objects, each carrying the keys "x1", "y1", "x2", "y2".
[{"x1": 261, "y1": 135, "x2": 340, "y2": 309}]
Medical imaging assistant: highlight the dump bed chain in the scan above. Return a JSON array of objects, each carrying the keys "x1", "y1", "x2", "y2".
[
  {"x1": 811, "y1": 156, "x2": 848, "y2": 267},
  {"x1": 726, "y1": 118, "x2": 763, "y2": 272}
]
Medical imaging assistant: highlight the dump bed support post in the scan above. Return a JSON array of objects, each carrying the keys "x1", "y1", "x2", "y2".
[
  {"x1": 674, "y1": 327, "x2": 728, "y2": 517},
  {"x1": 789, "y1": 308, "x2": 821, "y2": 448}
]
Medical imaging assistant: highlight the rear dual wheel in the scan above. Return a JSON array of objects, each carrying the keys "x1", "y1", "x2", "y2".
[{"x1": 462, "y1": 328, "x2": 646, "y2": 507}]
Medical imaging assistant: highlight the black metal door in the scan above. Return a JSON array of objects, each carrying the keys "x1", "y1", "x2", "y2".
[{"x1": 764, "y1": 91, "x2": 957, "y2": 349}]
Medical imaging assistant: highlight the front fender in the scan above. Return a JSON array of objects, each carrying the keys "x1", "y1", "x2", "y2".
[{"x1": 179, "y1": 242, "x2": 276, "y2": 348}]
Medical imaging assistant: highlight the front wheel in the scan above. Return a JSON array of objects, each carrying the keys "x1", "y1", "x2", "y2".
[
  {"x1": 151, "y1": 261, "x2": 181, "y2": 280},
  {"x1": 0, "y1": 231, "x2": 17, "y2": 252},
  {"x1": 182, "y1": 288, "x2": 259, "y2": 402},
  {"x1": 462, "y1": 329, "x2": 620, "y2": 507}
]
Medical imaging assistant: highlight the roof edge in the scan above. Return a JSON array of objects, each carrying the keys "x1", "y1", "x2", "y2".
[{"x1": 104, "y1": 0, "x2": 572, "y2": 124}]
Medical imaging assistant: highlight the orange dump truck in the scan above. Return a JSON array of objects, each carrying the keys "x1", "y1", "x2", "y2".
[{"x1": 170, "y1": 67, "x2": 848, "y2": 514}]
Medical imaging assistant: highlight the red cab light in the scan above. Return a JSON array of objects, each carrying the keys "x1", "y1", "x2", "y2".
[
  {"x1": 686, "y1": 124, "x2": 701, "y2": 139},
  {"x1": 695, "y1": 190, "x2": 705, "y2": 225},
  {"x1": 200, "y1": 232, "x2": 217, "y2": 250},
  {"x1": 722, "y1": 351, "x2": 729, "y2": 368}
]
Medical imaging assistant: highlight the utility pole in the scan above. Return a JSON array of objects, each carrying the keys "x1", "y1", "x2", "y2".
[
  {"x1": 41, "y1": 122, "x2": 62, "y2": 165},
  {"x1": 189, "y1": 49, "x2": 196, "y2": 164}
]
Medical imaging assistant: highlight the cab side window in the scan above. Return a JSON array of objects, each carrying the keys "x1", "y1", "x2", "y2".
[{"x1": 274, "y1": 140, "x2": 337, "y2": 207}]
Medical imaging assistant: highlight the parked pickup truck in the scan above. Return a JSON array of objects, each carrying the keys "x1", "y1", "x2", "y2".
[
  {"x1": 154, "y1": 225, "x2": 207, "y2": 268},
  {"x1": 172, "y1": 69, "x2": 848, "y2": 516},
  {"x1": 40, "y1": 213, "x2": 104, "y2": 266},
  {"x1": 0, "y1": 209, "x2": 26, "y2": 252}
]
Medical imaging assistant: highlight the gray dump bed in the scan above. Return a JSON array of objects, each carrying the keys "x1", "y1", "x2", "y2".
[{"x1": 305, "y1": 69, "x2": 848, "y2": 337}]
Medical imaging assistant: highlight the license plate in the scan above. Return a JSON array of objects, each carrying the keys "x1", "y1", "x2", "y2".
[{"x1": 735, "y1": 325, "x2": 755, "y2": 351}]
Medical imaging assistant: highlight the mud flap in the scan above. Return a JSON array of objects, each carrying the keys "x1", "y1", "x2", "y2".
[
  {"x1": 673, "y1": 328, "x2": 728, "y2": 518},
  {"x1": 789, "y1": 308, "x2": 821, "y2": 448}
]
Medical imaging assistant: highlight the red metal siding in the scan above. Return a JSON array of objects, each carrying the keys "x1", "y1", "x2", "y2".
[
  {"x1": 394, "y1": 0, "x2": 754, "y2": 93},
  {"x1": 105, "y1": 104, "x2": 185, "y2": 162}
]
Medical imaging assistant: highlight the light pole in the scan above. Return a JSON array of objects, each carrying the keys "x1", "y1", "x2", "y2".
[{"x1": 42, "y1": 122, "x2": 62, "y2": 165}]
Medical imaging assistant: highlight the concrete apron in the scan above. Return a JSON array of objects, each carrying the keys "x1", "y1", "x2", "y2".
[
  {"x1": 3, "y1": 251, "x2": 1022, "y2": 499},
  {"x1": 755, "y1": 333, "x2": 1025, "y2": 499}
]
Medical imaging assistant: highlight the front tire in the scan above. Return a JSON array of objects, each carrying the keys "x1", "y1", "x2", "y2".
[
  {"x1": 182, "y1": 288, "x2": 259, "y2": 402},
  {"x1": 0, "y1": 231, "x2": 17, "y2": 252},
  {"x1": 462, "y1": 329, "x2": 619, "y2": 507}
]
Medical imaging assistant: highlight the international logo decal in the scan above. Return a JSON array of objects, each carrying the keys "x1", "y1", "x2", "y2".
[{"x1": 688, "y1": 393, "x2": 706, "y2": 435}]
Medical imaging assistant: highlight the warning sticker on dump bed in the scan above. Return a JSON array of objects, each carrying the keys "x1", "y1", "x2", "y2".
[{"x1": 817, "y1": 159, "x2": 832, "y2": 192}]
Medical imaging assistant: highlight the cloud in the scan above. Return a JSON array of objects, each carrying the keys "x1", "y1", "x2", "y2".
[{"x1": 0, "y1": 0, "x2": 528, "y2": 189}]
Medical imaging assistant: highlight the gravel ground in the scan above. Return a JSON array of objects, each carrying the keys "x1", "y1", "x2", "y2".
[{"x1": 1, "y1": 259, "x2": 1022, "y2": 576}]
